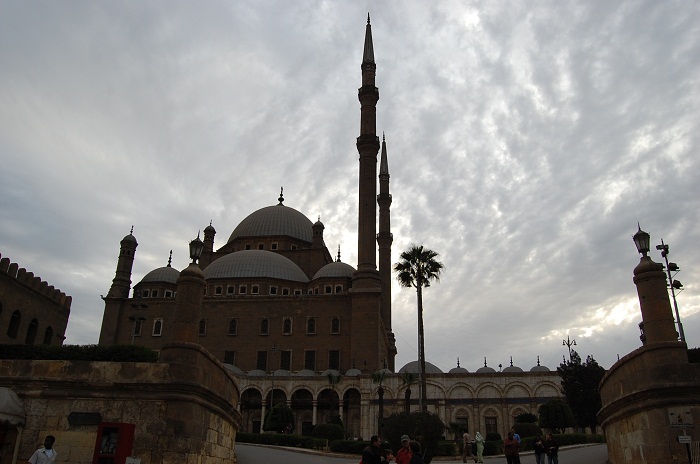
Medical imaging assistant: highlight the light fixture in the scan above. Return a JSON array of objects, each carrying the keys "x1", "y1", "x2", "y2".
[
  {"x1": 189, "y1": 232, "x2": 204, "y2": 264},
  {"x1": 633, "y1": 224, "x2": 650, "y2": 256}
]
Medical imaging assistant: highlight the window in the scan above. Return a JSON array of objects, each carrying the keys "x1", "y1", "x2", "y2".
[
  {"x1": 215, "y1": 286, "x2": 223, "y2": 295},
  {"x1": 152, "y1": 319, "x2": 163, "y2": 336},
  {"x1": 25, "y1": 318, "x2": 38, "y2": 345},
  {"x1": 245, "y1": 244, "x2": 251, "y2": 250},
  {"x1": 260, "y1": 318, "x2": 269, "y2": 335},
  {"x1": 324, "y1": 285, "x2": 332, "y2": 294},
  {"x1": 283, "y1": 318, "x2": 292, "y2": 335},
  {"x1": 335, "y1": 285, "x2": 343, "y2": 293},
  {"x1": 134, "y1": 319, "x2": 143, "y2": 336},
  {"x1": 282, "y1": 288, "x2": 289, "y2": 296},
  {"x1": 198, "y1": 319, "x2": 207, "y2": 336},
  {"x1": 280, "y1": 350, "x2": 292, "y2": 370},
  {"x1": 224, "y1": 351, "x2": 236, "y2": 365},
  {"x1": 271, "y1": 242, "x2": 278, "y2": 250},
  {"x1": 258, "y1": 243, "x2": 264, "y2": 250},
  {"x1": 251, "y1": 285, "x2": 259, "y2": 294},
  {"x1": 314, "y1": 287, "x2": 319, "y2": 295},
  {"x1": 43, "y1": 326, "x2": 54, "y2": 345},
  {"x1": 256, "y1": 351, "x2": 268, "y2": 371},
  {"x1": 306, "y1": 318, "x2": 316, "y2": 334},
  {"x1": 228, "y1": 319, "x2": 238, "y2": 335},
  {"x1": 455, "y1": 410, "x2": 469, "y2": 432},
  {"x1": 7, "y1": 310, "x2": 21, "y2": 339},
  {"x1": 227, "y1": 285, "x2": 235, "y2": 295},
  {"x1": 142, "y1": 289, "x2": 150, "y2": 298},
  {"x1": 485, "y1": 416, "x2": 498, "y2": 435},
  {"x1": 239, "y1": 285, "x2": 247, "y2": 294},
  {"x1": 329, "y1": 350, "x2": 340, "y2": 371},
  {"x1": 331, "y1": 317, "x2": 340, "y2": 334},
  {"x1": 151, "y1": 290, "x2": 159, "y2": 298},
  {"x1": 304, "y1": 350, "x2": 316, "y2": 371},
  {"x1": 307, "y1": 289, "x2": 313, "y2": 295},
  {"x1": 291, "y1": 245, "x2": 297, "y2": 250},
  {"x1": 164, "y1": 290, "x2": 173, "y2": 297},
  {"x1": 270, "y1": 286, "x2": 278, "y2": 295},
  {"x1": 294, "y1": 289, "x2": 302, "y2": 295}
]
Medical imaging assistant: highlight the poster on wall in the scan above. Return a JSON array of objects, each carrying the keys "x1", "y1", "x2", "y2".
[{"x1": 668, "y1": 407, "x2": 694, "y2": 429}]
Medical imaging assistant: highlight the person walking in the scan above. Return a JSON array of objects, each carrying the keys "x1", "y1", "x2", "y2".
[
  {"x1": 533, "y1": 434, "x2": 546, "y2": 464},
  {"x1": 543, "y1": 433, "x2": 559, "y2": 464},
  {"x1": 503, "y1": 430, "x2": 521, "y2": 464},
  {"x1": 474, "y1": 432, "x2": 485, "y2": 464},
  {"x1": 28, "y1": 435, "x2": 57, "y2": 464},
  {"x1": 462, "y1": 431, "x2": 474, "y2": 463},
  {"x1": 408, "y1": 441, "x2": 423, "y2": 464},
  {"x1": 396, "y1": 435, "x2": 412, "y2": 464},
  {"x1": 362, "y1": 435, "x2": 383, "y2": 464}
]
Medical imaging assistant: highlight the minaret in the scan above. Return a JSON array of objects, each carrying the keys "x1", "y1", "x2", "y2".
[
  {"x1": 107, "y1": 227, "x2": 138, "y2": 298},
  {"x1": 377, "y1": 134, "x2": 397, "y2": 368},
  {"x1": 354, "y1": 14, "x2": 381, "y2": 289}
]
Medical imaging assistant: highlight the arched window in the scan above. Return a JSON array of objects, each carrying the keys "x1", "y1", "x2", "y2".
[
  {"x1": 152, "y1": 319, "x2": 163, "y2": 336},
  {"x1": 283, "y1": 318, "x2": 292, "y2": 335},
  {"x1": 7, "y1": 310, "x2": 21, "y2": 339},
  {"x1": 25, "y1": 318, "x2": 38, "y2": 345},
  {"x1": 43, "y1": 326, "x2": 54, "y2": 345},
  {"x1": 306, "y1": 318, "x2": 316, "y2": 334},
  {"x1": 228, "y1": 319, "x2": 238, "y2": 335},
  {"x1": 198, "y1": 319, "x2": 207, "y2": 335},
  {"x1": 260, "y1": 318, "x2": 269, "y2": 335},
  {"x1": 331, "y1": 317, "x2": 340, "y2": 334}
]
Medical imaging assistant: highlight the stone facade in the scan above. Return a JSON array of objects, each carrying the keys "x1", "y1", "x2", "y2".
[
  {"x1": 0, "y1": 251, "x2": 70, "y2": 346},
  {"x1": 0, "y1": 343, "x2": 241, "y2": 464}
]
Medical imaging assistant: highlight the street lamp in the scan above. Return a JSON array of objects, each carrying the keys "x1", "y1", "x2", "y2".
[
  {"x1": 563, "y1": 335, "x2": 577, "y2": 360},
  {"x1": 189, "y1": 232, "x2": 204, "y2": 264},
  {"x1": 632, "y1": 224, "x2": 651, "y2": 257},
  {"x1": 656, "y1": 239, "x2": 686, "y2": 342}
]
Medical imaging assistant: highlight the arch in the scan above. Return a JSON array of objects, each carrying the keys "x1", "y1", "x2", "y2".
[
  {"x1": 291, "y1": 388, "x2": 314, "y2": 436},
  {"x1": 317, "y1": 388, "x2": 340, "y2": 425},
  {"x1": 505, "y1": 384, "x2": 530, "y2": 399},
  {"x1": 343, "y1": 388, "x2": 362, "y2": 439},
  {"x1": 265, "y1": 388, "x2": 287, "y2": 409},
  {"x1": 448, "y1": 384, "x2": 474, "y2": 399},
  {"x1": 25, "y1": 318, "x2": 38, "y2": 345},
  {"x1": 476, "y1": 384, "x2": 502, "y2": 399},
  {"x1": 240, "y1": 388, "x2": 263, "y2": 433},
  {"x1": 533, "y1": 382, "x2": 560, "y2": 398},
  {"x1": 7, "y1": 310, "x2": 20, "y2": 339}
]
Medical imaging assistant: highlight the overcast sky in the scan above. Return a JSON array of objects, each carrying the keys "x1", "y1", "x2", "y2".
[{"x1": 2, "y1": 1, "x2": 699, "y2": 373}]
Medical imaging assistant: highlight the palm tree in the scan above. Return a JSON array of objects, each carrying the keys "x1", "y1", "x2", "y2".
[
  {"x1": 371, "y1": 369, "x2": 387, "y2": 435},
  {"x1": 394, "y1": 244, "x2": 444, "y2": 414},
  {"x1": 401, "y1": 371, "x2": 418, "y2": 414}
]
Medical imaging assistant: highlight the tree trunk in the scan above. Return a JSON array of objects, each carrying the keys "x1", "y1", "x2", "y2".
[
  {"x1": 417, "y1": 284, "x2": 427, "y2": 414},
  {"x1": 404, "y1": 386, "x2": 411, "y2": 414},
  {"x1": 378, "y1": 386, "x2": 384, "y2": 436}
]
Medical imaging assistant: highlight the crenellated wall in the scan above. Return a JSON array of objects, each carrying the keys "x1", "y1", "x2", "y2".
[{"x1": 0, "y1": 251, "x2": 71, "y2": 345}]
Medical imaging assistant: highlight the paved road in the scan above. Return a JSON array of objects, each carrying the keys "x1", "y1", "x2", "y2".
[{"x1": 236, "y1": 443, "x2": 609, "y2": 464}]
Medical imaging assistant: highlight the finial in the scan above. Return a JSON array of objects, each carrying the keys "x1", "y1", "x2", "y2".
[
  {"x1": 537, "y1": 356, "x2": 541, "y2": 366},
  {"x1": 457, "y1": 357, "x2": 460, "y2": 368},
  {"x1": 483, "y1": 357, "x2": 487, "y2": 367},
  {"x1": 367, "y1": 13, "x2": 370, "y2": 24},
  {"x1": 337, "y1": 245, "x2": 341, "y2": 262},
  {"x1": 510, "y1": 356, "x2": 513, "y2": 367},
  {"x1": 209, "y1": 220, "x2": 212, "y2": 226},
  {"x1": 278, "y1": 187, "x2": 284, "y2": 205},
  {"x1": 130, "y1": 225, "x2": 134, "y2": 235},
  {"x1": 197, "y1": 230, "x2": 201, "y2": 239},
  {"x1": 383, "y1": 131, "x2": 385, "y2": 142},
  {"x1": 167, "y1": 250, "x2": 172, "y2": 267}
]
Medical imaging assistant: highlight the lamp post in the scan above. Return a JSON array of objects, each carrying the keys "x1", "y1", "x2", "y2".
[
  {"x1": 189, "y1": 232, "x2": 204, "y2": 264},
  {"x1": 563, "y1": 335, "x2": 577, "y2": 360},
  {"x1": 656, "y1": 239, "x2": 685, "y2": 342}
]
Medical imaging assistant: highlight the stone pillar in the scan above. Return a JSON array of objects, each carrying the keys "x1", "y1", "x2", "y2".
[
  {"x1": 172, "y1": 263, "x2": 206, "y2": 343},
  {"x1": 312, "y1": 400, "x2": 318, "y2": 425},
  {"x1": 634, "y1": 256, "x2": 678, "y2": 344}
]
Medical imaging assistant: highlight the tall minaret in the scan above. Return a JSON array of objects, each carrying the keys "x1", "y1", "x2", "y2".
[
  {"x1": 107, "y1": 227, "x2": 138, "y2": 298},
  {"x1": 377, "y1": 134, "x2": 397, "y2": 369},
  {"x1": 354, "y1": 14, "x2": 381, "y2": 289}
]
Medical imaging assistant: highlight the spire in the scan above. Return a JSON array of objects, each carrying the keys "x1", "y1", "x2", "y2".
[
  {"x1": 167, "y1": 250, "x2": 172, "y2": 267},
  {"x1": 337, "y1": 245, "x2": 341, "y2": 262},
  {"x1": 278, "y1": 187, "x2": 284, "y2": 205},
  {"x1": 363, "y1": 13, "x2": 374, "y2": 64},
  {"x1": 380, "y1": 132, "x2": 389, "y2": 176}
]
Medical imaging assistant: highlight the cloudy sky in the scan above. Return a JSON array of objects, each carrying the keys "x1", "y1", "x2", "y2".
[{"x1": 2, "y1": 1, "x2": 699, "y2": 373}]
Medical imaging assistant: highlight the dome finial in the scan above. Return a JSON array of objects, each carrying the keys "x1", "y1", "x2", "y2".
[
  {"x1": 167, "y1": 250, "x2": 172, "y2": 267},
  {"x1": 367, "y1": 12, "x2": 370, "y2": 24},
  {"x1": 209, "y1": 220, "x2": 212, "y2": 226},
  {"x1": 537, "y1": 355, "x2": 541, "y2": 366},
  {"x1": 457, "y1": 357, "x2": 460, "y2": 368},
  {"x1": 278, "y1": 187, "x2": 284, "y2": 205},
  {"x1": 510, "y1": 356, "x2": 514, "y2": 367},
  {"x1": 130, "y1": 225, "x2": 134, "y2": 235},
  {"x1": 483, "y1": 357, "x2": 487, "y2": 367},
  {"x1": 337, "y1": 245, "x2": 341, "y2": 262}
]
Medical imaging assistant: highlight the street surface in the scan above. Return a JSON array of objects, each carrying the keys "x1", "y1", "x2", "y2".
[{"x1": 235, "y1": 443, "x2": 609, "y2": 464}]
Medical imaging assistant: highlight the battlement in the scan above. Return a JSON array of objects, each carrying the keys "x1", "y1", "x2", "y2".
[{"x1": 0, "y1": 251, "x2": 72, "y2": 309}]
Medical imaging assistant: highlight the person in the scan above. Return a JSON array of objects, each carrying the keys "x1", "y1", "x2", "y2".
[
  {"x1": 503, "y1": 430, "x2": 520, "y2": 464},
  {"x1": 510, "y1": 427, "x2": 522, "y2": 445},
  {"x1": 362, "y1": 435, "x2": 383, "y2": 464},
  {"x1": 474, "y1": 432, "x2": 485, "y2": 464},
  {"x1": 408, "y1": 441, "x2": 423, "y2": 464},
  {"x1": 396, "y1": 435, "x2": 412, "y2": 464},
  {"x1": 28, "y1": 435, "x2": 57, "y2": 464},
  {"x1": 462, "y1": 431, "x2": 474, "y2": 463},
  {"x1": 533, "y1": 434, "x2": 546, "y2": 464},
  {"x1": 381, "y1": 448, "x2": 395, "y2": 462},
  {"x1": 543, "y1": 433, "x2": 559, "y2": 464}
]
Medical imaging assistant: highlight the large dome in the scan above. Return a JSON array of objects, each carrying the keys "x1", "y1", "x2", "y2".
[
  {"x1": 398, "y1": 360, "x2": 443, "y2": 374},
  {"x1": 312, "y1": 261, "x2": 356, "y2": 279},
  {"x1": 227, "y1": 204, "x2": 313, "y2": 244},
  {"x1": 139, "y1": 266, "x2": 180, "y2": 284},
  {"x1": 204, "y1": 250, "x2": 309, "y2": 282}
]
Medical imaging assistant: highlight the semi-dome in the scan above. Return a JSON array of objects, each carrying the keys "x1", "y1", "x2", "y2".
[
  {"x1": 203, "y1": 250, "x2": 309, "y2": 282},
  {"x1": 398, "y1": 361, "x2": 442, "y2": 374},
  {"x1": 227, "y1": 204, "x2": 313, "y2": 244},
  {"x1": 312, "y1": 261, "x2": 356, "y2": 279},
  {"x1": 139, "y1": 266, "x2": 180, "y2": 284}
]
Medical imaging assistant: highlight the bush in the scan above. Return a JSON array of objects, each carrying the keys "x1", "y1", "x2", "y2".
[
  {"x1": 382, "y1": 412, "x2": 445, "y2": 464},
  {"x1": 263, "y1": 403, "x2": 295, "y2": 433},
  {"x1": 0, "y1": 344, "x2": 159, "y2": 362},
  {"x1": 485, "y1": 432, "x2": 501, "y2": 441},
  {"x1": 515, "y1": 412, "x2": 538, "y2": 423},
  {"x1": 312, "y1": 423, "x2": 344, "y2": 441},
  {"x1": 434, "y1": 441, "x2": 457, "y2": 456},
  {"x1": 329, "y1": 440, "x2": 370, "y2": 454},
  {"x1": 512, "y1": 423, "x2": 542, "y2": 440}
]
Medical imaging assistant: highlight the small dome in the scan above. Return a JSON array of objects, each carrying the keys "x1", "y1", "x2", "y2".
[
  {"x1": 295, "y1": 369, "x2": 317, "y2": 376},
  {"x1": 312, "y1": 261, "x2": 356, "y2": 279},
  {"x1": 345, "y1": 368, "x2": 362, "y2": 377},
  {"x1": 503, "y1": 365, "x2": 524, "y2": 373},
  {"x1": 247, "y1": 369, "x2": 267, "y2": 376},
  {"x1": 223, "y1": 364, "x2": 245, "y2": 376},
  {"x1": 530, "y1": 365, "x2": 551, "y2": 372},
  {"x1": 398, "y1": 361, "x2": 442, "y2": 374},
  {"x1": 321, "y1": 369, "x2": 341, "y2": 377},
  {"x1": 122, "y1": 233, "x2": 137, "y2": 244},
  {"x1": 204, "y1": 250, "x2": 309, "y2": 282},
  {"x1": 204, "y1": 222, "x2": 216, "y2": 233},
  {"x1": 475, "y1": 366, "x2": 497, "y2": 374},
  {"x1": 227, "y1": 204, "x2": 313, "y2": 244},
  {"x1": 273, "y1": 369, "x2": 292, "y2": 376},
  {"x1": 448, "y1": 366, "x2": 469, "y2": 374},
  {"x1": 139, "y1": 266, "x2": 180, "y2": 284}
]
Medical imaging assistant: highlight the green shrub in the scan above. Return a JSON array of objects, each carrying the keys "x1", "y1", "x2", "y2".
[
  {"x1": 512, "y1": 423, "x2": 542, "y2": 440},
  {"x1": 263, "y1": 403, "x2": 295, "y2": 433},
  {"x1": 312, "y1": 423, "x2": 344, "y2": 441}
]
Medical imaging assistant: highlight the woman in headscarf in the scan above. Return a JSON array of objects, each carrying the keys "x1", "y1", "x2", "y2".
[{"x1": 474, "y1": 432, "x2": 485, "y2": 463}]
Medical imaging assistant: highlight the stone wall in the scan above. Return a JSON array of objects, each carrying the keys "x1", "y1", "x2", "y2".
[{"x1": 0, "y1": 342, "x2": 240, "y2": 464}]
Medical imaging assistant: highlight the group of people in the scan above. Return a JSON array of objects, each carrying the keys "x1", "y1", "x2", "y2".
[
  {"x1": 504, "y1": 429, "x2": 559, "y2": 464},
  {"x1": 360, "y1": 434, "x2": 424, "y2": 464},
  {"x1": 461, "y1": 430, "x2": 486, "y2": 463}
]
